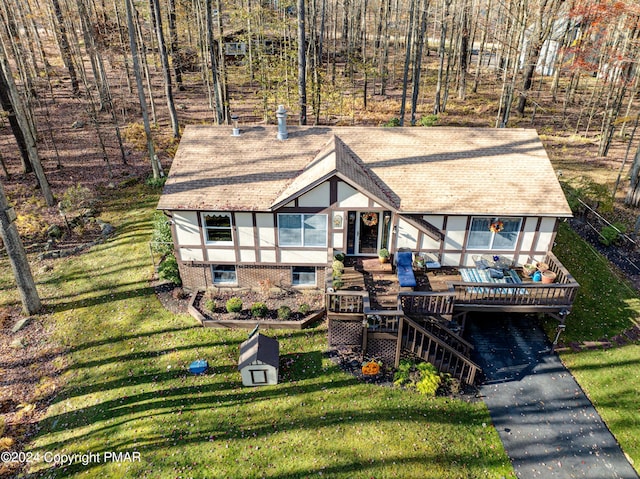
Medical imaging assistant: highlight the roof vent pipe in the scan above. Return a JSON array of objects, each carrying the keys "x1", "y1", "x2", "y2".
[
  {"x1": 276, "y1": 105, "x2": 288, "y2": 140},
  {"x1": 231, "y1": 115, "x2": 240, "y2": 136}
]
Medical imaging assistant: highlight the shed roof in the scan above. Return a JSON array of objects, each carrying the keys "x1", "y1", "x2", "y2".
[
  {"x1": 238, "y1": 333, "x2": 279, "y2": 371},
  {"x1": 157, "y1": 126, "x2": 572, "y2": 217}
]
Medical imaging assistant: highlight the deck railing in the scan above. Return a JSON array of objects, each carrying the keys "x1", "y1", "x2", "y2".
[
  {"x1": 450, "y1": 251, "x2": 579, "y2": 311},
  {"x1": 399, "y1": 316, "x2": 481, "y2": 385}
]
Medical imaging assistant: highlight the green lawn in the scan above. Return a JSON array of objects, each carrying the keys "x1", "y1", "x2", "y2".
[
  {"x1": 2, "y1": 184, "x2": 513, "y2": 478},
  {"x1": 553, "y1": 222, "x2": 640, "y2": 471}
]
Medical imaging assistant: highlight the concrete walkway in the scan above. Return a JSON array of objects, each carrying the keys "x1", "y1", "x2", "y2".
[{"x1": 467, "y1": 314, "x2": 639, "y2": 479}]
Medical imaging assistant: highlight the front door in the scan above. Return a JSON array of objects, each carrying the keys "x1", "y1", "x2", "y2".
[
  {"x1": 346, "y1": 211, "x2": 391, "y2": 256},
  {"x1": 357, "y1": 212, "x2": 379, "y2": 254}
]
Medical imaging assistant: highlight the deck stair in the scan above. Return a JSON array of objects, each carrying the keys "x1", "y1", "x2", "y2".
[{"x1": 398, "y1": 316, "x2": 481, "y2": 386}]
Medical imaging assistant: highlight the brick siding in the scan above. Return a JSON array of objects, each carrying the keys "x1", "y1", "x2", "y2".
[{"x1": 178, "y1": 261, "x2": 327, "y2": 292}]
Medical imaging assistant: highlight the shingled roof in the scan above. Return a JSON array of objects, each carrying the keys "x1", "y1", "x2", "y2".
[{"x1": 157, "y1": 125, "x2": 572, "y2": 217}]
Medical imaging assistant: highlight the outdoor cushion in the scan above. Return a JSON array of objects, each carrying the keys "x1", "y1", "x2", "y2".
[{"x1": 396, "y1": 251, "x2": 417, "y2": 288}]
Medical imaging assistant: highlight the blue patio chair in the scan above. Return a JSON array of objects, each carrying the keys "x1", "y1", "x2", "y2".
[{"x1": 396, "y1": 251, "x2": 417, "y2": 288}]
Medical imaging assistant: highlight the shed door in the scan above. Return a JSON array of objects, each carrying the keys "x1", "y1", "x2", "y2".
[{"x1": 250, "y1": 369, "x2": 268, "y2": 384}]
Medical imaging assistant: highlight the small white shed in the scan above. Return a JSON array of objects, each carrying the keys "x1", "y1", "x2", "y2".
[{"x1": 238, "y1": 333, "x2": 279, "y2": 386}]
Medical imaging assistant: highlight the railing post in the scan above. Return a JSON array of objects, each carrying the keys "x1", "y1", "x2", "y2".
[{"x1": 395, "y1": 315, "x2": 404, "y2": 368}]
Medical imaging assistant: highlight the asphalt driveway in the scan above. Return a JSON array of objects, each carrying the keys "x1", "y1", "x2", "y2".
[{"x1": 467, "y1": 314, "x2": 638, "y2": 479}]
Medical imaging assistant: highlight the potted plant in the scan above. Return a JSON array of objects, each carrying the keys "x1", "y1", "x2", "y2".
[
  {"x1": 522, "y1": 263, "x2": 537, "y2": 278},
  {"x1": 378, "y1": 248, "x2": 390, "y2": 264}
]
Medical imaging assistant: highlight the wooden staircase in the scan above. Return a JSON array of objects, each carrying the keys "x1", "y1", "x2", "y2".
[{"x1": 398, "y1": 316, "x2": 481, "y2": 386}]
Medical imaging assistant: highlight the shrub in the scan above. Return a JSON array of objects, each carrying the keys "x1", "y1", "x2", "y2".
[
  {"x1": 226, "y1": 297, "x2": 243, "y2": 313},
  {"x1": 277, "y1": 305, "x2": 292, "y2": 320},
  {"x1": 150, "y1": 211, "x2": 174, "y2": 256},
  {"x1": 158, "y1": 254, "x2": 182, "y2": 285},
  {"x1": 298, "y1": 303, "x2": 311, "y2": 315},
  {"x1": 204, "y1": 298, "x2": 216, "y2": 312},
  {"x1": 393, "y1": 360, "x2": 442, "y2": 397},
  {"x1": 415, "y1": 362, "x2": 441, "y2": 397},
  {"x1": 0, "y1": 415, "x2": 5, "y2": 437},
  {"x1": 59, "y1": 183, "x2": 95, "y2": 215},
  {"x1": 251, "y1": 302, "x2": 269, "y2": 317},
  {"x1": 382, "y1": 117, "x2": 401, "y2": 127},
  {"x1": 419, "y1": 114, "x2": 438, "y2": 127},
  {"x1": 146, "y1": 176, "x2": 167, "y2": 188},
  {"x1": 599, "y1": 222, "x2": 626, "y2": 246}
]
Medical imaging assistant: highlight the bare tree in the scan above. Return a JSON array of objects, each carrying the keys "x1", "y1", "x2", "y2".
[
  {"x1": 151, "y1": 0, "x2": 180, "y2": 137},
  {"x1": 0, "y1": 180, "x2": 41, "y2": 315},
  {"x1": 298, "y1": 0, "x2": 307, "y2": 125},
  {"x1": 125, "y1": 0, "x2": 162, "y2": 178}
]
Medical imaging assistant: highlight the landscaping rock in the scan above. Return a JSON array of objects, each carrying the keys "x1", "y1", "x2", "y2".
[
  {"x1": 10, "y1": 337, "x2": 26, "y2": 349},
  {"x1": 11, "y1": 317, "x2": 31, "y2": 333},
  {"x1": 97, "y1": 220, "x2": 115, "y2": 236}
]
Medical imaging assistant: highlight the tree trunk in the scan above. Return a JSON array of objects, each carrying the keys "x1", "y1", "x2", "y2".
[
  {"x1": 457, "y1": 0, "x2": 470, "y2": 100},
  {"x1": 399, "y1": 0, "x2": 416, "y2": 125},
  {"x1": 206, "y1": 0, "x2": 224, "y2": 124},
  {"x1": 410, "y1": 0, "x2": 429, "y2": 125},
  {"x1": 433, "y1": 0, "x2": 451, "y2": 114},
  {"x1": 298, "y1": 0, "x2": 307, "y2": 125},
  {"x1": 0, "y1": 180, "x2": 41, "y2": 315},
  {"x1": 626, "y1": 140, "x2": 640, "y2": 207},
  {"x1": 51, "y1": 0, "x2": 80, "y2": 95},
  {"x1": 125, "y1": 0, "x2": 161, "y2": 178},
  {"x1": 168, "y1": 0, "x2": 184, "y2": 90},
  {"x1": 151, "y1": 0, "x2": 180, "y2": 137},
  {"x1": 0, "y1": 48, "x2": 55, "y2": 206}
]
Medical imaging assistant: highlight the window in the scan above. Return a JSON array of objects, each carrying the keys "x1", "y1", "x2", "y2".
[
  {"x1": 468, "y1": 217, "x2": 521, "y2": 250},
  {"x1": 212, "y1": 265, "x2": 237, "y2": 285},
  {"x1": 203, "y1": 213, "x2": 233, "y2": 244},
  {"x1": 292, "y1": 266, "x2": 316, "y2": 286},
  {"x1": 278, "y1": 214, "x2": 327, "y2": 247}
]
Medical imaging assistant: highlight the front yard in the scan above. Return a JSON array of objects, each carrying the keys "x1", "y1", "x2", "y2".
[
  {"x1": 1, "y1": 183, "x2": 639, "y2": 478},
  {"x1": 0, "y1": 184, "x2": 513, "y2": 478}
]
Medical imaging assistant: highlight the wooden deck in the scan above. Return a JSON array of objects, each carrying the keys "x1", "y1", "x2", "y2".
[
  {"x1": 326, "y1": 252, "x2": 578, "y2": 385},
  {"x1": 337, "y1": 252, "x2": 578, "y2": 319}
]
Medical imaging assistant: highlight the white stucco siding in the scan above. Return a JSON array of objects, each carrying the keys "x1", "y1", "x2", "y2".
[
  {"x1": 179, "y1": 247, "x2": 204, "y2": 262},
  {"x1": 444, "y1": 216, "x2": 467, "y2": 250},
  {"x1": 173, "y1": 211, "x2": 201, "y2": 245},
  {"x1": 256, "y1": 214, "x2": 276, "y2": 247},
  {"x1": 235, "y1": 213, "x2": 255, "y2": 247},
  {"x1": 517, "y1": 217, "x2": 538, "y2": 252},
  {"x1": 298, "y1": 182, "x2": 330, "y2": 207},
  {"x1": 280, "y1": 250, "x2": 327, "y2": 264},
  {"x1": 239, "y1": 249, "x2": 257, "y2": 262},
  {"x1": 420, "y1": 235, "x2": 440, "y2": 251},
  {"x1": 332, "y1": 232, "x2": 344, "y2": 250},
  {"x1": 423, "y1": 215, "x2": 444, "y2": 230},
  {"x1": 442, "y1": 252, "x2": 462, "y2": 266},
  {"x1": 206, "y1": 249, "x2": 236, "y2": 262},
  {"x1": 337, "y1": 182, "x2": 370, "y2": 207},
  {"x1": 534, "y1": 217, "x2": 557, "y2": 252},
  {"x1": 396, "y1": 219, "x2": 419, "y2": 250},
  {"x1": 260, "y1": 250, "x2": 277, "y2": 262}
]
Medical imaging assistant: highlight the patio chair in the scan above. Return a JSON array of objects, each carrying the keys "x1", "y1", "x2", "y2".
[{"x1": 396, "y1": 251, "x2": 417, "y2": 288}]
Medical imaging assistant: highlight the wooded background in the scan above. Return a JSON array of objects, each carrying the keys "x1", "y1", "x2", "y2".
[{"x1": 1, "y1": 0, "x2": 640, "y2": 275}]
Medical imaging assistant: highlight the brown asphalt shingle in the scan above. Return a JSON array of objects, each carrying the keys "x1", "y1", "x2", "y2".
[{"x1": 157, "y1": 125, "x2": 572, "y2": 217}]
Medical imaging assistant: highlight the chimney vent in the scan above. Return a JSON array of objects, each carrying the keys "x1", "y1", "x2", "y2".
[
  {"x1": 231, "y1": 115, "x2": 240, "y2": 136},
  {"x1": 276, "y1": 105, "x2": 288, "y2": 140}
]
